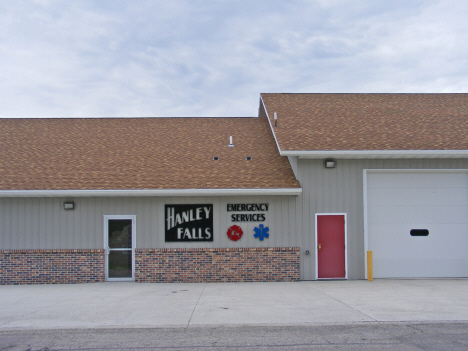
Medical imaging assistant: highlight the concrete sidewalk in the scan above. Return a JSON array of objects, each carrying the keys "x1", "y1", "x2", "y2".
[{"x1": 1, "y1": 279, "x2": 467, "y2": 329}]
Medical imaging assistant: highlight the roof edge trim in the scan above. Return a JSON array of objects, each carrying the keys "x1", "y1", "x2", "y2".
[
  {"x1": 281, "y1": 150, "x2": 468, "y2": 159},
  {"x1": 0, "y1": 188, "x2": 303, "y2": 198},
  {"x1": 260, "y1": 95, "x2": 282, "y2": 153}
]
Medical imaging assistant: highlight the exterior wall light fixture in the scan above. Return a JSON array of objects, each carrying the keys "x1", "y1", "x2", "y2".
[
  {"x1": 63, "y1": 202, "x2": 75, "y2": 210},
  {"x1": 324, "y1": 159, "x2": 336, "y2": 168}
]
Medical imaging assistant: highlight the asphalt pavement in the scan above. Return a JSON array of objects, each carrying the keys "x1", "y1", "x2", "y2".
[
  {"x1": 1, "y1": 279, "x2": 468, "y2": 330},
  {"x1": 2, "y1": 323, "x2": 468, "y2": 351}
]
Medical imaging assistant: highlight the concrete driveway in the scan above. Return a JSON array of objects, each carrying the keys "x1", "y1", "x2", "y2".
[{"x1": 1, "y1": 279, "x2": 467, "y2": 329}]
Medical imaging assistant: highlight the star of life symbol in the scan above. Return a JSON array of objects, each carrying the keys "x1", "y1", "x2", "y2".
[{"x1": 254, "y1": 224, "x2": 269, "y2": 241}]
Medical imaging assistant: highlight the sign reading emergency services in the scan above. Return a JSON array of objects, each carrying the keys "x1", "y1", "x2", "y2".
[
  {"x1": 227, "y1": 203, "x2": 269, "y2": 222},
  {"x1": 165, "y1": 204, "x2": 213, "y2": 242}
]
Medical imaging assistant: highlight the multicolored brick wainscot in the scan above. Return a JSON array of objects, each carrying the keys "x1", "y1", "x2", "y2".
[
  {"x1": 0, "y1": 249, "x2": 105, "y2": 285},
  {"x1": 135, "y1": 247, "x2": 300, "y2": 283}
]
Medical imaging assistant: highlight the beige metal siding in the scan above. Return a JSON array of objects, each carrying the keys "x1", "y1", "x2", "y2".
[
  {"x1": 0, "y1": 196, "x2": 298, "y2": 251},
  {"x1": 1, "y1": 158, "x2": 467, "y2": 281},
  {"x1": 295, "y1": 158, "x2": 468, "y2": 280}
]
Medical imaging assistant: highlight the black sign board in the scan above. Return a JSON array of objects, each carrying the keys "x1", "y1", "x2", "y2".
[{"x1": 165, "y1": 204, "x2": 213, "y2": 242}]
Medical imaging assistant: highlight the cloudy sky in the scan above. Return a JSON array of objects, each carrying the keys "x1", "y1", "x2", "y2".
[{"x1": 1, "y1": 0, "x2": 467, "y2": 117}]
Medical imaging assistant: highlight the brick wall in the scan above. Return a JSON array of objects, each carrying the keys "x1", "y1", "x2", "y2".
[
  {"x1": 135, "y1": 247, "x2": 300, "y2": 283},
  {"x1": 1, "y1": 247, "x2": 300, "y2": 285},
  {"x1": 0, "y1": 249, "x2": 105, "y2": 285}
]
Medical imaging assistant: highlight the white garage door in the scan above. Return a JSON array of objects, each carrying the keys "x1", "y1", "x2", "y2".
[{"x1": 366, "y1": 170, "x2": 468, "y2": 278}]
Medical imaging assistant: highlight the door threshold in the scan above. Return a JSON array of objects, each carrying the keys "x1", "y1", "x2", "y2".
[
  {"x1": 105, "y1": 280, "x2": 136, "y2": 283},
  {"x1": 105, "y1": 278, "x2": 135, "y2": 282}
]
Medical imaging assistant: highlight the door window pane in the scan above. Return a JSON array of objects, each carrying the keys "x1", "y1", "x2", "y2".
[
  {"x1": 108, "y1": 250, "x2": 132, "y2": 278},
  {"x1": 108, "y1": 219, "x2": 132, "y2": 248}
]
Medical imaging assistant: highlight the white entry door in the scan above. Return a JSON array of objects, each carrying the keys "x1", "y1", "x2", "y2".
[
  {"x1": 366, "y1": 170, "x2": 468, "y2": 278},
  {"x1": 104, "y1": 215, "x2": 136, "y2": 281}
]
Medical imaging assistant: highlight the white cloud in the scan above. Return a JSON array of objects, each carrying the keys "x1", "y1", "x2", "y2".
[{"x1": 0, "y1": 0, "x2": 467, "y2": 117}]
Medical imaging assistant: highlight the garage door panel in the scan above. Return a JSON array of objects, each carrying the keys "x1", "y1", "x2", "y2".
[
  {"x1": 369, "y1": 223, "x2": 468, "y2": 243},
  {"x1": 368, "y1": 187, "x2": 468, "y2": 207},
  {"x1": 368, "y1": 205, "x2": 467, "y2": 225},
  {"x1": 371, "y1": 238, "x2": 467, "y2": 260},
  {"x1": 374, "y1": 258, "x2": 468, "y2": 278},
  {"x1": 367, "y1": 171, "x2": 468, "y2": 278},
  {"x1": 367, "y1": 172, "x2": 468, "y2": 189}
]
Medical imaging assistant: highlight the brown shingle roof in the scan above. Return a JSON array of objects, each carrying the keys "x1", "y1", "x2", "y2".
[
  {"x1": 261, "y1": 93, "x2": 468, "y2": 151},
  {"x1": 0, "y1": 117, "x2": 300, "y2": 191}
]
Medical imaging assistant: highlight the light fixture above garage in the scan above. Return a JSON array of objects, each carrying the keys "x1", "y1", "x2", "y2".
[
  {"x1": 63, "y1": 202, "x2": 75, "y2": 210},
  {"x1": 324, "y1": 159, "x2": 336, "y2": 168}
]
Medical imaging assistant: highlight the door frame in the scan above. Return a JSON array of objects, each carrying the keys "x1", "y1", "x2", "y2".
[
  {"x1": 104, "y1": 215, "x2": 136, "y2": 282},
  {"x1": 315, "y1": 213, "x2": 348, "y2": 280}
]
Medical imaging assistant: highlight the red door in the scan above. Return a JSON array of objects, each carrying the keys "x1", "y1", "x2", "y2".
[{"x1": 317, "y1": 215, "x2": 346, "y2": 278}]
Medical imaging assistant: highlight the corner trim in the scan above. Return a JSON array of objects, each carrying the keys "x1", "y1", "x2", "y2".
[{"x1": 260, "y1": 95, "x2": 283, "y2": 154}]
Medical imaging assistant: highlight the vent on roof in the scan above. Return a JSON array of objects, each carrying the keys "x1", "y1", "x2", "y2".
[
  {"x1": 228, "y1": 136, "x2": 234, "y2": 147},
  {"x1": 213, "y1": 156, "x2": 219, "y2": 161},
  {"x1": 245, "y1": 156, "x2": 252, "y2": 161},
  {"x1": 274, "y1": 112, "x2": 277, "y2": 127}
]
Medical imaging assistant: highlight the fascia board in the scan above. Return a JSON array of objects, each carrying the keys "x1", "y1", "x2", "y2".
[
  {"x1": 260, "y1": 95, "x2": 282, "y2": 154},
  {"x1": 280, "y1": 150, "x2": 468, "y2": 159},
  {"x1": 0, "y1": 188, "x2": 302, "y2": 198}
]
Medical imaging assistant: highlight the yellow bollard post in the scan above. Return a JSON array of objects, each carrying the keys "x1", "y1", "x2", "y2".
[{"x1": 367, "y1": 250, "x2": 373, "y2": 281}]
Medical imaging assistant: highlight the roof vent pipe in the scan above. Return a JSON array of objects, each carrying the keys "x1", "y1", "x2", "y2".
[
  {"x1": 274, "y1": 112, "x2": 277, "y2": 127},
  {"x1": 228, "y1": 136, "x2": 234, "y2": 147}
]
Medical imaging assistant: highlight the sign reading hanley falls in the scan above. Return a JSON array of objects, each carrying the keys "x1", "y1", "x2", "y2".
[{"x1": 165, "y1": 204, "x2": 213, "y2": 242}]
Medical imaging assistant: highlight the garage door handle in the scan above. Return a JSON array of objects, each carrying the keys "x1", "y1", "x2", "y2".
[{"x1": 318, "y1": 244, "x2": 322, "y2": 250}]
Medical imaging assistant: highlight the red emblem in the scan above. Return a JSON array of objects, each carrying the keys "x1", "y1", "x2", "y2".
[{"x1": 227, "y1": 225, "x2": 243, "y2": 241}]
